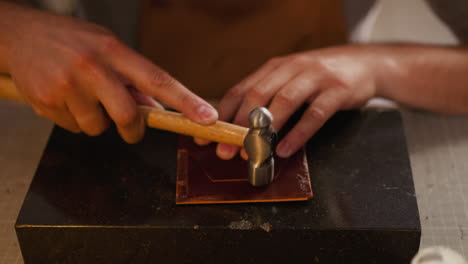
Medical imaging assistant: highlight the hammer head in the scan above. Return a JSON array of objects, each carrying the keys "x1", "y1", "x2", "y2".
[{"x1": 243, "y1": 107, "x2": 277, "y2": 187}]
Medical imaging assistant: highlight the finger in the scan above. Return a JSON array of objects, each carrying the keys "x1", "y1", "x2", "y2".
[
  {"x1": 107, "y1": 43, "x2": 217, "y2": 125},
  {"x1": 32, "y1": 104, "x2": 81, "y2": 133},
  {"x1": 216, "y1": 143, "x2": 239, "y2": 160},
  {"x1": 216, "y1": 62, "x2": 300, "y2": 160},
  {"x1": 268, "y1": 72, "x2": 320, "y2": 131},
  {"x1": 127, "y1": 86, "x2": 164, "y2": 109},
  {"x1": 231, "y1": 63, "x2": 302, "y2": 130},
  {"x1": 83, "y1": 65, "x2": 145, "y2": 144},
  {"x1": 194, "y1": 137, "x2": 211, "y2": 146},
  {"x1": 235, "y1": 58, "x2": 284, "y2": 98},
  {"x1": 14, "y1": 77, "x2": 81, "y2": 133},
  {"x1": 276, "y1": 89, "x2": 346, "y2": 158},
  {"x1": 63, "y1": 78, "x2": 110, "y2": 136},
  {"x1": 240, "y1": 148, "x2": 248, "y2": 160},
  {"x1": 217, "y1": 57, "x2": 283, "y2": 122},
  {"x1": 66, "y1": 98, "x2": 110, "y2": 136}
]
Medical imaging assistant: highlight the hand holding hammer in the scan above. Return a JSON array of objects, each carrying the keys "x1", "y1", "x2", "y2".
[{"x1": 0, "y1": 74, "x2": 277, "y2": 186}]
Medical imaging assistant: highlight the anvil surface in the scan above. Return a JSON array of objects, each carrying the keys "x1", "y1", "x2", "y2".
[{"x1": 15, "y1": 109, "x2": 420, "y2": 264}]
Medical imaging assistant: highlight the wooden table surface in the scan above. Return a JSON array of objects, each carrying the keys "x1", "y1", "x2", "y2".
[{"x1": 1, "y1": 99, "x2": 467, "y2": 263}]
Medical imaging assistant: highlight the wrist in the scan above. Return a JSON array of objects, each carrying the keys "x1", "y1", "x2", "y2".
[
  {"x1": 342, "y1": 44, "x2": 387, "y2": 100},
  {"x1": 366, "y1": 45, "x2": 410, "y2": 100}
]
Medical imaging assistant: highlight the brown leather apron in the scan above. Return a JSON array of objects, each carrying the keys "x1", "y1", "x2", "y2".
[{"x1": 139, "y1": 0, "x2": 348, "y2": 99}]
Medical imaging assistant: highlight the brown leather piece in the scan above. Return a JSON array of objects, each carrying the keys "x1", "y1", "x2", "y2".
[{"x1": 176, "y1": 136, "x2": 313, "y2": 204}]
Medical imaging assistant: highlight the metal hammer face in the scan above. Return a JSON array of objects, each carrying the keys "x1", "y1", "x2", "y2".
[{"x1": 243, "y1": 107, "x2": 277, "y2": 187}]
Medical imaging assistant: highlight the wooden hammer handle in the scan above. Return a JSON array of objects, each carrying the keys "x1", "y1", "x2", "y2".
[
  {"x1": 0, "y1": 75, "x2": 22, "y2": 102},
  {"x1": 0, "y1": 74, "x2": 248, "y2": 146}
]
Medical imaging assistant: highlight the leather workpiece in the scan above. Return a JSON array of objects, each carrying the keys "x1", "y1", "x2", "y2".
[{"x1": 176, "y1": 136, "x2": 313, "y2": 204}]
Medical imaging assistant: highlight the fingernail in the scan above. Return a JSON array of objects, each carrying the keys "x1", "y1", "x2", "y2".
[
  {"x1": 240, "y1": 149, "x2": 249, "y2": 160},
  {"x1": 197, "y1": 105, "x2": 218, "y2": 122},
  {"x1": 217, "y1": 144, "x2": 236, "y2": 160},
  {"x1": 124, "y1": 114, "x2": 145, "y2": 144},
  {"x1": 194, "y1": 137, "x2": 211, "y2": 146},
  {"x1": 276, "y1": 141, "x2": 291, "y2": 158}
]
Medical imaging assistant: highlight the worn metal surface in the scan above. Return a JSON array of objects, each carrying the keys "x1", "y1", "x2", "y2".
[{"x1": 14, "y1": 109, "x2": 419, "y2": 263}]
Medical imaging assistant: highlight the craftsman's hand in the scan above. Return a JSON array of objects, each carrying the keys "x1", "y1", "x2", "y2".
[
  {"x1": 0, "y1": 3, "x2": 217, "y2": 143},
  {"x1": 214, "y1": 46, "x2": 377, "y2": 159}
]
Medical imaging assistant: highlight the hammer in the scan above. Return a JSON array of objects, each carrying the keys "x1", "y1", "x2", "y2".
[{"x1": 0, "y1": 74, "x2": 277, "y2": 187}]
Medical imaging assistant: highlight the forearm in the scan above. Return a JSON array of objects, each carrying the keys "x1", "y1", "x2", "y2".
[{"x1": 373, "y1": 44, "x2": 468, "y2": 114}]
